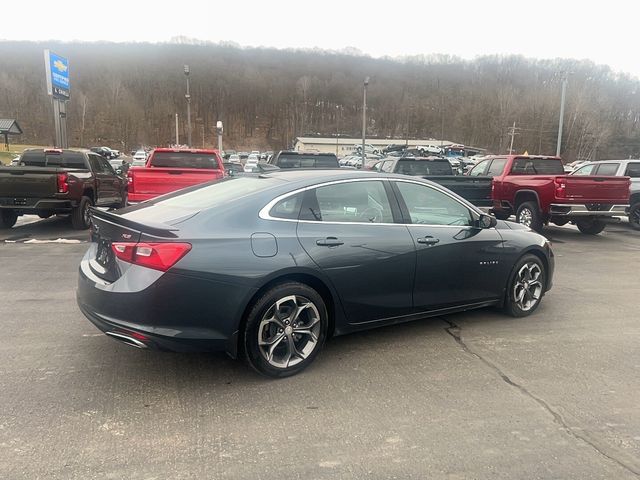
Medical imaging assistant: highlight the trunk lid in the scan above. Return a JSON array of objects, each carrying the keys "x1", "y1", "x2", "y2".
[{"x1": 89, "y1": 209, "x2": 178, "y2": 283}]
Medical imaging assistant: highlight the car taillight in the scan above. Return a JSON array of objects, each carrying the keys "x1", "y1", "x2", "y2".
[
  {"x1": 554, "y1": 178, "x2": 566, "y2": 198},
  {"x1": 127, "y1": 171, "x2": 134, "y2": 190},
  {"x1": 57, "y1": 172, "x2": 69, "y2": 193},
  {"x1": 111, "y1": 242, "x2": 191, "y2": 272}
]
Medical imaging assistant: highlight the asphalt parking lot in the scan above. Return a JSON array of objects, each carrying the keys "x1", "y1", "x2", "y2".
[{"x1": 1, "y1": 217, "x2": 639, "y2": 479}]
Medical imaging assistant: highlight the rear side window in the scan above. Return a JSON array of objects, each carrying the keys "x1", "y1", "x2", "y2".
[
  {"x1": 510, "y1": 158, "x2": 564, "y2": 175},
  {"x1": 595, "y1": 163, "x2": 619, "y2": 176},
  {"x1": 624, "y1": 163, "x2": 640, "y2": 178},
  {"x1": 150, "y1": 152, "x2": 220, "y2": 169},
  {"x1": 380, "y1": 161, "x2": 395, "y2": 173},
  {"x1": 270, "y1": 193, "x2": 304, "y2": 219},
  {"x1": 304, "y1": 181, "x2": 394, "y2": 223}
]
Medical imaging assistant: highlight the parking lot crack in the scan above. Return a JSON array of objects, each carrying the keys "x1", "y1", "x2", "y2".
[{"x1": 442, "y1": 319, "x2": 640, "y2": 477}]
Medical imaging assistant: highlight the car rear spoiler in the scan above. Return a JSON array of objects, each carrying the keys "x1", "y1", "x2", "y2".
[{"x1": 90, "y1": 207, "x2": 179, "y2": 238}]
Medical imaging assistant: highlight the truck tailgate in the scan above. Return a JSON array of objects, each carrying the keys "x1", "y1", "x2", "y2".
[
  {"x1": 428, "y1": 175, "x2": 493, "y2": 207},
  {"x1": 561, "y1": 176, "x2": 630, "y2": 202},
  {"x1": 131, "y1": 168, "x2": 222, "y2": 196},
  {"x1": 0, "y1": 167, "x2": 58, "y2": 198}
]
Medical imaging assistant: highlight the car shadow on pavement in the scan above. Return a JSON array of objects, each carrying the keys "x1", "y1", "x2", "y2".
[{"x1": 1, "y1": 215, "x2": 87, "y2": 242}]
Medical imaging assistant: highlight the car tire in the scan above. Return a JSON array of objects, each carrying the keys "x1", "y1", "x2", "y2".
[
  {"x1": 516, "y1": 201, "x2": 543, "y2": 232},
  {"x1": 0, "y1": 210, "x2": 18, "y2": 229},
  {"x1": 243, "y1": 282, "x2": 328, "y2": 378},
  {"x1": 629, "y1": 203, "x2": 640, "y2": 231},
  {"x1": 503, "y1": 254, "x2": 546, "y2": 318},
  {"x1": 71, "y1": 196, "x2": 93, "y2": 230},
  {"x1": 576, "y1": 218, "x2": 606, "y2": 235}
]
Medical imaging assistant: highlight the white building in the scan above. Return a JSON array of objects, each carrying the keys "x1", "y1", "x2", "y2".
[{"x1": 293, "y1": 137, "x2": 456, "y2": 156}]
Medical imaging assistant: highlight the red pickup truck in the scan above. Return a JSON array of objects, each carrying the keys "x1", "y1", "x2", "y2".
[
  {"x1": 468, "y1": 155, "x2": 630, "y2": 234},
  {"x1": 127, "y1": 148, "x2": 224, "y2": 203}
]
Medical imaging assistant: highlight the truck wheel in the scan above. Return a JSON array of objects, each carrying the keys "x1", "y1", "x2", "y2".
[
  {"x1": 576, "y1": 219, "x2": 606, "y2": 235},
  {"x1": 71, "y1": 196, "x2": 93, "y2": 230},
  {"x1": 0, "y1": 210, "x2": 18, "y2": 229},
  {"x1": 629, "y1": 203, "x2": 640, "y2": 231},
  {"x1": 516, "y1": 202, "x2": 543, "y2": 232}
]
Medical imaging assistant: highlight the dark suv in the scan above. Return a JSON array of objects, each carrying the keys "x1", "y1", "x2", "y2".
[{"x1": 269, "y1": 151, "x2": 340, "y2": 169}]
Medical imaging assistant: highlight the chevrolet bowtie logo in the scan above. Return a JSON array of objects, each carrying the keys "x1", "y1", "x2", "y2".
[{"x1": 53, "y1": 60, "x2": 67, "y2": 73}]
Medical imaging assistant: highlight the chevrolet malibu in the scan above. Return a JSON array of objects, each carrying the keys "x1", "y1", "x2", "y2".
[{"x1": 77, "y1": 170, "x2": 554, "y2": 377}]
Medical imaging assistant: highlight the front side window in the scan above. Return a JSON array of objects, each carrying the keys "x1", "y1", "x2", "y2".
[
  {"x1": 306, "y1": 181, "x2": 394, "y2": 223},
  {"x1": 396, "y1": 181, "x2": 473, "y2": 226},
  {"x1": 99, "y1": 157, "x2": 115, "y2": 174},
  {"x1": 572, "y1": 164, "x2": 595, "y2": 175},
  {"x1": 380, "y1": 161, "x2": 395, "y2": 173},
  {"x1": 486, "y1": 159, "x2": 507, "y2": 176},
  {"x1": 468, "y1": 159, "x2": 490, "y2": 176}
]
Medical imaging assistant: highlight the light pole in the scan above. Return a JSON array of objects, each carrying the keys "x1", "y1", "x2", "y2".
[
  {"x1": 556, "y1": 73, "x2": 568, "y2": 157},
  {"x1": 184, "y1": 65, "x2": 192, "y2": 147},
  {"x1": 335, "y1": 105, "x2": 340, "y2": 156},
  {"x1": 175, "y1": 113, "x2": 179, "y2": 146},
  {"x1": 216, "y1": 121, "x2": 223, "y2": 153},
  {"x1": 361, "y1": 76, "x2": 369, "y2": 169}
]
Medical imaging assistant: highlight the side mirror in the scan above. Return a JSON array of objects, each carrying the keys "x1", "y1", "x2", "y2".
[
  {"x1": 478, "y1": 214, "x2": 497, "y2": 229},
  {"x1": 116, "y1": 168, "x2": 122, "y2": 175}
]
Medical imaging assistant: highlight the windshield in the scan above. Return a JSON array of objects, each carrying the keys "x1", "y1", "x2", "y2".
[
  {"x1": 150, "y1": 151, "x2": 220, "y2": 169},
  {"x1": 396, "y1": 159, "x2": 453, "y2": 175}
]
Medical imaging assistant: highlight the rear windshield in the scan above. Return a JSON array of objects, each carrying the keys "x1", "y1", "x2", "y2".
[
  {"x1": 510, "y1": 158, "x2": 564, "y2": 175},
  {"x1": 20, "y1": 151, "x2": 87, "y2": 169},
  {"x1": 395, "y1": 159, "x2": 452, "y2": 175},
  {"x1": 276, "y1": 154, "x2": 339, "y2": 169},
  {"x1": 150, "y1": 152, "x2": 220, "y2": 169}
]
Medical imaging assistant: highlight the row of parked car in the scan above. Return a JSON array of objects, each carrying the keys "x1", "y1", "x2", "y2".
[{"x1": 0, "y1": 146, "x2": 637, "y2": 234}]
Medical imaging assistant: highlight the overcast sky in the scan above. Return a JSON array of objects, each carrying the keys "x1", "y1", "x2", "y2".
[{"x1": 4, "y1": 0, "x2": 639, "y2": 77}]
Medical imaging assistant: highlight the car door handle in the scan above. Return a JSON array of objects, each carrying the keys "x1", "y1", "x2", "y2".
[
  {"x1": 417, "y1": 236, "x2": 440, "y2": 245},
  {"x1": 316, "y1": 237, "x2": 344, "y2": 247}
]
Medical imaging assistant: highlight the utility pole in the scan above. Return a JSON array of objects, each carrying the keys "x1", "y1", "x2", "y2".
[
  {"x1": 201, "y1": 124, "x2": 205, "y2": 148},
  {"x1": 509, "y1": 121, "x2": 516, "y2": 154},
  {"x1": 184, "y1": 65, "x2": 192, "y2": 147},
  {"x1": 335, "y1": 105, "x2": 340, "y2": 156},
  {"x1": 556, "y1": 74, "x2": 568, "y2": 157},
  {"x1": 80, "y1": 96, "x2": 87, "y2": 147},
  {"x1": 361, "y1": 76, "x2": 369, "y2": 169},
  {"x1": 175, "y1": 113, "x2": 179, "y2": 146}
]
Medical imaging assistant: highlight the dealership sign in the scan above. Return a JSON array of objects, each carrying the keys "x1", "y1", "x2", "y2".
[{"x1": 44, "y1": 50, "x2": 70, "y2": 99}]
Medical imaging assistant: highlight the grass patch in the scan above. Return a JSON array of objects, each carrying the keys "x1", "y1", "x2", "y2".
[{"x1": 0, "y1": 144, "x2": 47, "y2": 165}]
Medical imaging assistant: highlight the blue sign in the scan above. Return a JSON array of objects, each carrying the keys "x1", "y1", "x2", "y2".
[
  {"x1": 44, "y1": 50, "x2": 70, "y2": 99},
  {"x1": 50, "y1": 52, "x2": 69, "y2": 89}
]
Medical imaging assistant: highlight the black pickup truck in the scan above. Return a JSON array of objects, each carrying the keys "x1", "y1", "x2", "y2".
[
  {"x1": 370, "y1": 156, "x2": 493, "y2": 207},
  {"x1": 0, "y1": 149, "x2": 127, "y2": 229}
]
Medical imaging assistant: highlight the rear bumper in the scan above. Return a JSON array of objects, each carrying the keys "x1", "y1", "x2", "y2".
[
  {"x1": 0, "y1": 197, "x2": 75, "y2": 213},
  {"x1": 76, "y1": 246, "x2": 251, "y2": 355},
  {"x1": 549, "y1": 203, "x2": 629, "y2": 217}
]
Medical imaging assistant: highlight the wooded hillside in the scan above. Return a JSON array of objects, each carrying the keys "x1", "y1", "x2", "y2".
[{"x1": 1, "y1": 40, "x2": 640, "y2": 160}]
